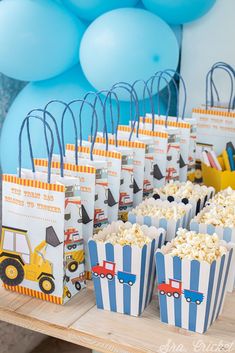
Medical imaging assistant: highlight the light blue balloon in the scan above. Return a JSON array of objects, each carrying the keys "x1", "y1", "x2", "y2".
[
  {"x1": 0, "y1": 64, "x2": 166, "y2": 173},
  {"x1": 80, "y1": 8, "x2": 179, "y2": 101},
  {"x1": 141, "y1": 0, "x2": 216, "y2": 25},
  {"x1": 0, "y1": 0, "x2": 85, "y2": 81},
  {"x1": 61, "y1": 0, "x2": 139, "y2": 22}
]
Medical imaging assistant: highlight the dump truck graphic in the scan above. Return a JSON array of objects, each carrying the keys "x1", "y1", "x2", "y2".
[
  {"x1": 0, "y1": 225, "x2": 61, "y2": 294},
  {"x1": 71, "y1": 272, "x2": 86, "y2": 291},
  {"x1": 158, "y1": 279, "x2": 204, "y2": 305},
  {"x1": 65, "y1": 249, "x2": 85, "y2": 273},
  {"x1": 92, "y1": 260, "x2": 136, "y2": 286}
]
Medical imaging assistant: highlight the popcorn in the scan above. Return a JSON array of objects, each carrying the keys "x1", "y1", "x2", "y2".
[
  {"x1": 93, "y1": 223, "x2": 153, "y2": 247},
  {"x1": 195, "y1": 204, "x2": 235, "y2": 228},
  {"x1": 131, "y1": 202, "x2": 186, "y2": 220},
  {"x1": 155, "y1": 180, "x2": 211, "y2": 200},
  {"x1": 167, "y1": 228, "x2": 227, "y2": 263},
  {"x1": 209, "y1": 187, "x2": 235, "y2": 208}
]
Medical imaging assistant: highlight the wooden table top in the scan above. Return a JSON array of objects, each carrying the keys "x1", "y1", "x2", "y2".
[{"x1": 0, "y1": 283, "x2": 234, "y2": 353}]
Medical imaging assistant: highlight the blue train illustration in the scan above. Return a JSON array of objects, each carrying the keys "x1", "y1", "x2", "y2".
[
  {"x1": 92, "y1": 260, "x2": 136, "y2": 286},
  {"x1": 158, "y1": 279, "x2": 204, "y2": 305}
]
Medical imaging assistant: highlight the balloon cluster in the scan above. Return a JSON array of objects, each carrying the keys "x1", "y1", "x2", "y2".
[{"x1": 0, "y1": 0, "x2": 216, "y2": 171}]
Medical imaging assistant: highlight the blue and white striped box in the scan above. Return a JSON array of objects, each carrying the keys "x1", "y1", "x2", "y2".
[
  {"x1": 190, "y1": 213, "x2": 235, "y2": 292},
  {"x1": 88, "y1": 221, "x2": 165, "y2": 316},
  {"x1": 155, "y1": 244, "x2": 233, "y2": 333},
  {"x1": 153, "y1": 185, "x2": 215, "y2": 218},
  {"x1": 128, "y1": 199, "x2": 192, "y2": 242}
]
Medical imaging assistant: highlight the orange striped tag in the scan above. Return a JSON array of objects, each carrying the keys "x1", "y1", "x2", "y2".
[
  {"x1": 193, "y1": 108, "x2": 235, "y2": 118},
  {"x1": 117, "y1": 125, "x2": 168, "y2": 138},
  {"x1": 2, "y1": 174, "x2": 65, "y2": 192},
  {"x1": 139, "y1": 117, "x2": 191, "y2": 129},
  {"x1": 94, "y1": 136, "x2": 146, "y2": 149},
  {"x1": 34, "y1": 158, "x2": 96, "y2": 174},
  {"x1": 66, "y1": 144, "x2": 121, "y2": 159},
  {"x1": 3, "y1": 284, "x2": 63, "y2": 304}
]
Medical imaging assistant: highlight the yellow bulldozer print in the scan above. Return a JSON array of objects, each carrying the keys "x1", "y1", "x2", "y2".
[{"x1": 0, "y1": 225, "x2": 61, "y2": 295}]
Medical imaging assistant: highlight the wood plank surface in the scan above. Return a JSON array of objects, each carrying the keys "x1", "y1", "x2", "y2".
[{"x1": 0, "y1": 285, "x2": 234, "y2": 353}]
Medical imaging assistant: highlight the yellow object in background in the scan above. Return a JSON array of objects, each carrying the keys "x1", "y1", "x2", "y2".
[
  {"x1": 202, "y1": 163, "x2": 235, "y2": 192},
  {"x1": 222, "y1": 150, "x2": 231, "y2": 171}
]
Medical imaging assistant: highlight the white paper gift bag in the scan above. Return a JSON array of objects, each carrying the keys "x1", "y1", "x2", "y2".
[
  {"x1": 34, "y1": 159, "x2": 96, "y2": 278},
  {"x1": 92, "y1": 137, "x2": 134, "y2": 222},
  {"x1": 66, "y1": 143, "x2": 122, "y2": 223},
  {"x1": 88, "y1": 221, "x2": 166, "y2": 316},
  {"x1": 1, "y1": 115, "x2": 85, "y2": 304},
  {"x1": 192, "y1": 65, "x2": 235, "y2": 154},
  {"x1": 95, "y1": 134, "x2": 145, "y2": 208},
  {"x1": 117, "y1": 125, "x2": 155, "y2": 199}
]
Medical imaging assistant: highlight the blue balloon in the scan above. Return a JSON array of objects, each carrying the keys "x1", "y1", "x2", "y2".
[
  {"x1": 141, "y1": 0, "x2": 216, "y2": 25},
  {"x1": 80, "y1": 8, "x2": 179, "y2": 101},
  {"x1": 61, "y1": 0, "x2": 139, "y2": 22},
  {"x1": 0, "y1": 0, "x2": 85, "y2": 81},
  {"x1": 0, "y1": 65, "x2": 166, "y2": 173}
]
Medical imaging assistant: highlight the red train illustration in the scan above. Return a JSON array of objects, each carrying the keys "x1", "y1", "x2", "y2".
[
  {"x1": 92, "y1": 260, "x2": 136, "y2": 286},
  {"x1": 158, "y1": 279, "x2": 204, "y2": 305}
]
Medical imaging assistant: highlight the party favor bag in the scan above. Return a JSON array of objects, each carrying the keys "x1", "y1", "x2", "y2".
[
  {"x1": 66, "y1": 143, "x2": 122, "y2": 223},
  {"x1": 1, "y1": 116, "x2": 85, "y2": 304},
  {"x1": 117, "y1": 125, "x2": 155, "y2": 199}
]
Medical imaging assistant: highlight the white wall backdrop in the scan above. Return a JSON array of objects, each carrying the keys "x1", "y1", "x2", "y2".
[{"x1": 180, "y1": 0, "x2": 235, "y2": 117}]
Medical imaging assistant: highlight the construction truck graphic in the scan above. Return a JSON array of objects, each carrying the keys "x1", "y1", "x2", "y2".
[
  {"x1": 93, "y1": 168, "x2": 109, "y2": 231},
  {"x1": 64, "y1": 184, "x2": 82, "y2": 224},
  {"x1": 63, "y1": 271, "x2": 86, "y2": 298},
  {"x1": 94, "y1": 208, "x2": 108, "y2": 228},
  {"x1": 119, "y1": 154, "x2": 134, "y2": 218},
  {"x1": 0, "y1": 225, "x2": 61, "y2": 294},
  {"x1": 65, "y1": 248, "x2": 85, "y2": 273},
  {"x1": 92, "y1": 260, "x2": 136, "y2": 286},
  {"x1": 143, "y1": 156, "x2": 154, "y2": 197},
  {"x1": 64, "y1": 228, "x2": 83, "y2": 251},
  {"x1": 119, "y1": 192, "x2": 133, "y2": 210},
  {"x1": 158, "y1": 279, "x2": 204, "y2": 305}
]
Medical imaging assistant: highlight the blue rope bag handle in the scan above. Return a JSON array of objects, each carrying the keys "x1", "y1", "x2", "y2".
[
  {"x1": 61, "y1": 99, "x2": 98, "y2": 165},
  {"x1": 110, "y1": 82, "x2": 139, "y2": 144},
  {"x1": 206, "y1": 66, "x2": 234, "y2": 112},
  {"x1": 130, "y1": 79, "x2": 154, "y2": 139},
  {"x1": 81, "y1": 89, "x2": 119, "y2": 151},
  {"x1": 159, "y1": 71, "x2": 180, "y2": 121},
  {"x1": 209, "y1": 63, "x2": 235, "y2": 110},
  {"x1": 26, "y1": 108, "x2": 64, "y2": 177},
  {"x1": 19, "y1": 115, "x2": 55, "y2": 184},
  {"x1": 42, "y1": 100, "x2": 78, "y2": 162},
  {"x1": 163, "y1": 69, "x2": 187, "y2": 121},
  {"x1": 147, "y1": 73, "x2": 172, "y2": 130}
]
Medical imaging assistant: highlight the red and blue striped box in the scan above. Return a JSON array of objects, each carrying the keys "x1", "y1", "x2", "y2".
[
  {"x1": 88, "y1": 221, "x2": 165, "y2": 316},
  {"x1": 155, "y1": 245, "x2": 233, "y2": 333}
]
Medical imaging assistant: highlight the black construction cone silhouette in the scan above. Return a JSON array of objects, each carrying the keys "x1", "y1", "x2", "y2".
[
  {"x1": 179, "y1": 154, "x2": 186, "y2": 168},
  {"x1": 133, "y1": 179, "x2": 141, "y2": 194},
  {"x1": 154, "y1": 164, "x2": 164, "y2": 180},
  {"x1": 108, "y1": 189, "x2": 118, "y2": 207},
  {"x1": 81, "y1": 205, "x2": 92, "y2": 224}
]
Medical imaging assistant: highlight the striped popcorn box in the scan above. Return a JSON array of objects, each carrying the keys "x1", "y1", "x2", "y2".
[
  {"x1": 128, "y1": 199, "x2": 192, "y2": 242},
  {"x1": 88, "y1": 221, "x2": 165, "y2": 316},
  {"x1": 155, "y1": 244, "x2": 233, "y2": 333},
  {"x1": 153, "y1": 184, "x2": 215, "y2": 218},
  {"x1": 190, "y1": 214, "x2": 235, "y2": 293}
]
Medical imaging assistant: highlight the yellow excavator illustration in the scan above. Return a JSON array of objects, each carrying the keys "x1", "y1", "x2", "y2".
[{"x1": 0, "y1": 225, "x2": 61, "y2": 295}]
